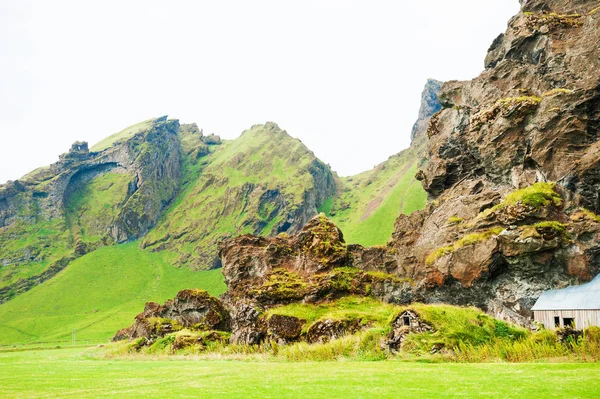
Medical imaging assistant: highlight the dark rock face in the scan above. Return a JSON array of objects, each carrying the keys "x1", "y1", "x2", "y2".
[
  {"x1": 305, "y1": 319, "x2": 364, "y2": 344},
  {"x1": 387, "y1": 0, "x2": 600, "y2": 325},
  {"x1": 113, "y1": 289, "x2": 230, "y2": 341},
  {"x1": 266, "y1": 314, "x2": 305, "y2": 343},
  {"x1": 421, "y1": 1, "x2": 600, "y2": 207}
]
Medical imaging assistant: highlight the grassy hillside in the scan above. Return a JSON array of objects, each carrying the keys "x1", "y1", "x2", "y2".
[
  {"x1": 0, "y1": 243, "x2": 226, "y2": 345},
  {"x1": 142, "y1": 122, "x2": 333, "y2": 270},
  {"x1": 65, "y1": 172, "x2": 132, "y2": 244},
  {"x1": 0, "y1": 218, "x2": 72, "y2": 290},
  {"x1": 322, "y1": 138, "x2": 428, "y2": 246}
]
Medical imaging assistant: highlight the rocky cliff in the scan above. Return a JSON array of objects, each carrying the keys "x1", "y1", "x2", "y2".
[
  {"x1": 398, "y1": 0, "x2": 600, "y2": 324},
  {"x1": 0, "y1": 117, "x2": 182, "y2": 300}
]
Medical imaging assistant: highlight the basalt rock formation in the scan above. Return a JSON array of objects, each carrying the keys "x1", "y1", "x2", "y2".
[
  {"x1": 401, "y1": 0, "x2": 600, "y2": 323},
  {"x1": 217, "y1": 215, "x2": 412, "y2": 344}
]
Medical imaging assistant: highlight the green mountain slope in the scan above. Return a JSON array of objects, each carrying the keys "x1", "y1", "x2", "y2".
[
  {"x1": 0, "y1": 117, "x2": 183, "y2": 299},
  {"x1": 322, "y1": 137, "x2": 428, "y2": 246},
  {"x1": 0, "y1": 243, "x2": 225, "y2": 345},
  {"x1": 142, "y1": 122, "x2": 335, "y2": 270}
]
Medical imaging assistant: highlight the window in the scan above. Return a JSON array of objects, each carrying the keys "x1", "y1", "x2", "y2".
[
  {"x1": 563, "y1": 317, "x2": 575, "y2": 328},
  {"x1": 554, "y1": 316, "x2": 560, "y2": 327},
  {"x1": 403, "y1": 316, "x2": 411, "y2": 326}
]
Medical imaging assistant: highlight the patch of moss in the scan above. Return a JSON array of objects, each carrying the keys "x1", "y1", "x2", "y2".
[
  {"x1": 147, "y1": 317, "x2": 183, "y2": 335},
  {"x1": 497, "y1": 96, "x2": 542, "y2": 106},
  {"x1": 426, "y1": 227, "x2": 504, "y2": 266},
  {"x1": 534, "y1": 221, "x2": 570, "y2": 241},
  {"x1": 524, "y1": 12, "x2": 583, "y2": 29},
  {"x1": 576, "y1": 208, "x2": 600, "y2": 223},
  {"x1": 447, "y1": 216, "x2": 465, "y2": 225},
  {"x1": 479, "y1": 182, "x2": 562, "y2": 220},
  {"x1": 253, "y1": 269, "x2": 308, "y2": 301},
  {"x1": 542, "y1": 88, "x2": 573, "y2": 97},
  {"x1": 425, "y1": 246, "x2": 454, "y2": 266}
]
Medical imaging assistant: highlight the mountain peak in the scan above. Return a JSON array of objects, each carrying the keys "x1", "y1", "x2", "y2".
[{"x1": 411, "y1": 79, "x2": 443, "y2": 142}]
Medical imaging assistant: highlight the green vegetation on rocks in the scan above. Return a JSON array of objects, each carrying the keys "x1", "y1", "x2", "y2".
[
  {"x1": 142, "y1": 122, "x2": 335, "y2": 270},
  {"x1": 65, "y1": 172, "x2": 131, "y2": 243},
  {"x1": 426, "y1": 228, "x2": 504, "y2": 265}
]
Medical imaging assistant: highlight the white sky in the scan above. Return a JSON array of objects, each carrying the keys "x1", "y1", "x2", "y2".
[{"x1": 0, "y1": 0, "x2": 520, "y2": 183}]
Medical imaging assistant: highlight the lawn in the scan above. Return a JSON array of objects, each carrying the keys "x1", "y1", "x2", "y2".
[
  {"x1": 0, "y1": 243, "x2": 226, "y2": 345},
  {"x1": 0, "y1": 348, "x2": 599, "y2": 398}
]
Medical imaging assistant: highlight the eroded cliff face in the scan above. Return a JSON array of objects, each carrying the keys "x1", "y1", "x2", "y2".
[
  {"x1": 0, "y1": 117, "x2": 182, "y2": 301},
  {"x1": 420, "y1": 0, "x2": 600, "y2": 205}
]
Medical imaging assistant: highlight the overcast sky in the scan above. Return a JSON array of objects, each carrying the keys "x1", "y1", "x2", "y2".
[{"x1": 0, "y1": 0, "x2": 520, "y2": 183}]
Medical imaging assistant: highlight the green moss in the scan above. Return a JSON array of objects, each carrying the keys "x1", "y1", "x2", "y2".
[
  {"x1": 543, "y1": 88, "x2": 573, "y2": 97},
  {"x1": 480, "y1": 182, "x2": 562, "y2": 220},
  {"x1": 425, "y1": 246, "x2": 454, "y2": 266},
  {"x1": 534, "y1": 221, "x2": 570, "y2": 240},
  {"x1": 447, "y1": 215, "x2": 464, "y2": 225},
  {"x1": 577, "y1": 208, "x2": 600, "y2": 223},
  {"x1": 426, "y1": 228, "x2": 504, "y2": 266},
  {"x1": 497, "y1": 96, "x2": 542, "y2": 106},
  {"x1": 455, "y1": 228, "x2": 504, "y2": 248},
  {"x1": 253, "y1": 269, "x2": 308, "y2": 301}
]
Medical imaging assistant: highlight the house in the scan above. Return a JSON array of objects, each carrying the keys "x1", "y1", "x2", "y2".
[{"x1": 532, "y1": 275, "x2": 600, "y2": 330}]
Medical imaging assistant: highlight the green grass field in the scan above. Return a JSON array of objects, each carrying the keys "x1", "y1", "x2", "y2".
[
  {"x1": 0, "y1": 348, "x2": 598, "y2": 398},
  {"x1": 0, "y1": 243, "x2": 226, "y2": 346}
]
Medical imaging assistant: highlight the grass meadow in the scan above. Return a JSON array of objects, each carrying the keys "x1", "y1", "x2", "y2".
[{"x1": 0, "y1": 347, "x2": 599, "y2": 398}]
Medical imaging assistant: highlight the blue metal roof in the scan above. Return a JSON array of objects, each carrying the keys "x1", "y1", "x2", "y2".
[{"x1": 532, "y1": 275, "x2": 600, "y2": 311}]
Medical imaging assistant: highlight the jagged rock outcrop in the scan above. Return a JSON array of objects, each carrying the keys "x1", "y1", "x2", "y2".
[
  {"x1": 396, "y1": 0, "x2": 600, "y2": 324},
  {"x1": 113, "y1": 289, "x2": 230, "y2": 341},
  {"x1": 218, "y1": 215, "x2": 413, "y2": 344},
  {"x1": 420, "y1": 0, "x2": 600, "y2": 206}
]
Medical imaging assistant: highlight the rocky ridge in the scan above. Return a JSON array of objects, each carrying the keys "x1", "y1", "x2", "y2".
[{"x1": 0, "y1": 117, "x2": 183, "y2": 301}]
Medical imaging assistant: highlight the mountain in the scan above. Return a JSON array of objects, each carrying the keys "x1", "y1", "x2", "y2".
[
  {"x1": 321, "y1": 79, "x2": 441, "y2": 246},
  {"x1": 141, "y1": 122, "x2": 335, "y2": 270},
  {"x1": 0, "y1": 79, "x2": 439, "y2": 342},
  {"x1": 0, "y1": 117, "x2": 182, "y2": 301},
  {"x1": 146, "y1": 0, "x2": 600, "y2": 349}
]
